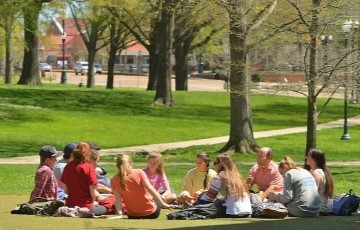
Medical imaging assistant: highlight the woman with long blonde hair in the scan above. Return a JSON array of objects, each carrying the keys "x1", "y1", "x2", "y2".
[
  {"x1": 198, "y1": 153, "x2": 252, "y2": 217},
  {"x1": 143, "y1": 152, "x2": 177, "y2": 204},
  {"x1": 268, "y1": 156, "x2": 321, "y2": 217},
  {"x1": 110, "y1": 153, "x2": 174, "y2": 219}
]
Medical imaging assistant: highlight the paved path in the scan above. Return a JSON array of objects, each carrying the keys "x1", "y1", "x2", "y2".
[{"x1": 1, "y1": 115, "x2": 360, "y2": 165}]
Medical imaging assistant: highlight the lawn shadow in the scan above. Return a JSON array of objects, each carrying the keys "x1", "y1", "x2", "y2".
[{"x1": 90, "y1": 216, "x2": 359, "y2": 230}]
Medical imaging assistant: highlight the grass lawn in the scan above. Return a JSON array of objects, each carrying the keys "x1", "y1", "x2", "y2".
[
  {"x1": 1, "y1": 84, "x2": 359, "y2": 229},
  {"x1": 1, "y1": 84, "x2": 360, "y2": 158},
  {"x1": 0, "y1": 195, "x2": 359, "y2": 230}
]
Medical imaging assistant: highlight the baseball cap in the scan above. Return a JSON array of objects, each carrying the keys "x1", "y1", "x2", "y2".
[
  {"x1": 39, "y1": 145, "x2": 63, "y2": 158},
  {"x1": 63, "y1": 143, "x2": 77, "y2": 159}
]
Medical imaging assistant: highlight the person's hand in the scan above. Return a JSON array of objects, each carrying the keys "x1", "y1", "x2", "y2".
[
  {"x1": 162, "y1": 203, "x2": 179, "y2": 210},
  {"x1": 267, "y1": 192, "x2": 276, "y2": 202}
]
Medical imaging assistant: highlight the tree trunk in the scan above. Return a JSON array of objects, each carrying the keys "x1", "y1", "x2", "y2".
[
  {"x1": 218, "y1": 9, "x2": 257, "y2": 154},
  {"x1": 153, "y1": 2, "x2": 175, "y2": 106},
  {"x1": 174, "y1": 41, "x2": 190, "y2": 91},
  {"x1": 106, "y1": 20, "x2": 117, "y2": 90},
  {"x1": 18, "y1": 4, "x2": 42, "y2": 85},
  {"x1": 4, "y1": 14, "x2": 14, "y2": 84},
  {"x1": 86, "y1": 27, "x2": 98, "y2": 88},
  {"x1": 147, "y1": 47, "x2": 158, "y2": 90},
  {"x1": 147, "y1": 18, "x2": 162, "y2": 91},
  {"x1": 304, "y1": 0, "x2": 321, "y2": 168}
]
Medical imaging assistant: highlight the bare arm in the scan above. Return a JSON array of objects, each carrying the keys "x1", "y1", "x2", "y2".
[
  {"x1": 112, "y1": 190, "x2": 123, "y2": 215},
  {"x1": 262, "y1": 185, "x2": 277, "y2": 200},
  {"x1": 63, "y1": 184, "x2": 68, "y2": 194},
  {"x1": 246, "y1": 178, "x2": 254, "y2": 191},
  {"x1": 142, "y1": 177, "x2": 172, "y2": 209},
  {"x1": 89, "y1": 184, "x2": 99, "y2": 203},
  {"x1": 311, "y1": 170, "x2": 322, "y2": 188},
  {"x1": 96, "y1": 183, "x2": 112, "y2": 194}
]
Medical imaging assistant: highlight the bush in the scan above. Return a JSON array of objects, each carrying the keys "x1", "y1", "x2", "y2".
[{"x1": 251, "y1": 73, "x2": 261, "y2": 82}]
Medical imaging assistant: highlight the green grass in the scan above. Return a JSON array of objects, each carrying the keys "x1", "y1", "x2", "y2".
[
  {"x1": 1, "y1": 84, "x2": 360, "y2": 158},
  {"x1": 0, "y1": 195, "x2": 358, "y2": 230},
  {"x1": 1, "y1": 84, "x2": 359, "y2": 229}
]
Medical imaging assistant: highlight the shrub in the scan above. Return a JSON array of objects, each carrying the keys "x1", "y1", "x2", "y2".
[{"x1": 251, "y1": 73, "x2": 261, "y2": 82}]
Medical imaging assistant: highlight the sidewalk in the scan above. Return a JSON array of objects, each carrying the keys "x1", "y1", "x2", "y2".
[{"x1": 1, "y1": 115, "x2": 360, "y2": 165}]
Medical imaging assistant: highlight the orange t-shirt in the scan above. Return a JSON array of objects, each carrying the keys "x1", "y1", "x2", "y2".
[{"x1": 111, "y1": 169, "x2": 156, "y2": 217}]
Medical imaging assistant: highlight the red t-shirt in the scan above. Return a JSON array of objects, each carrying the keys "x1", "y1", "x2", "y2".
[
  {"x1": 61, "y1": 161, "x2": 98, "y2": 209},
  {"x1": 111, "y1": 169, "x2": 156, "y2": 217}
]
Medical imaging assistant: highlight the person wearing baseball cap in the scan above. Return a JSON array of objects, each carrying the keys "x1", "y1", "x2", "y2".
[{"x1": 29, "y1": 145, "x2": 63, "y2": 203}]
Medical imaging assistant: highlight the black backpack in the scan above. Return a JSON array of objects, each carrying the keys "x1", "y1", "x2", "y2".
[{"x1": 167, "y1": 201, "x2": 223, "y2": 220}]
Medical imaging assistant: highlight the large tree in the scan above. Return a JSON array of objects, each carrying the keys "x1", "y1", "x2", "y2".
[
  {"x1": 68, "y1": 0, "x2": 110, "y2": 88},
  {"x1": 218, "y1": 0, "x2": 279, "y2": 153},
  {"x1": 283, "y1": 0, "x2": 355, "y2": 156},
  {"x1": 153, "y1": 0, "x2": 177, "y2": 105},
  {"x1": 0, "y1": 1, "x2": 22, "y2": 84},
  {"x1": 17, "y1": 0, "x2": 52, "y2": 85},
  {"x1": 173, "y1": 1, "x2": 225, "y2": 90}
]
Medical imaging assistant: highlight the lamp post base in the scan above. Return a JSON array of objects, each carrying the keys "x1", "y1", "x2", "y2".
[
  {"x1": 61, "y1": 71, "x2": 67, "y2": 84},
  {"x1": 340, "y1": 133, "x2": 351, "y2": 140}
]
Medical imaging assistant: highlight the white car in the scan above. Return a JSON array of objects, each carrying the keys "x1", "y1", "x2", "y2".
[
  {"x1": 94, "y1": 64, "x2": 103, "y2": 74},
  {"x1": 38, "y1": 63, "x2": 52, "y2": 72},
  {"x1": 75, "y1": 62, "x2": 90, "y2": 75}
]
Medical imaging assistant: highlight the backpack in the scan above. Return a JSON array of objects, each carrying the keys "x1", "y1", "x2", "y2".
[
  {"x1": 10, "y1": 198, "x2": 64, "y2": 216},
  {"x1": 332, "y1": 189, "x2": 360, "y2": 216},
  {"x1": 251, "y1": 202, "x2": 288, "y2": 219},
  {"x1": 167, "y1": 201, "x2": 223, "y2": 220}
]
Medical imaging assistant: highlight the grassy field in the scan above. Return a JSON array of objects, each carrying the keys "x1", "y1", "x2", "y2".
[
  {"x1": 1, "y1": 84, "x2": 360, "y2": 158},
  {"x1": 1, "y1": 84, "x2": 360, "y2": 229}
]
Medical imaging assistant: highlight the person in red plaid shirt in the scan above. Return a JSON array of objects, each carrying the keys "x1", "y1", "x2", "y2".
[{"x1": 29, "y1": 145, "x2": 63, "y2": 203}]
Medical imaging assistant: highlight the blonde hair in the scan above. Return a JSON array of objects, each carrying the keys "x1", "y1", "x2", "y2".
[
  {"x1": 115, "y1": 153, "x2": 132, "y2": 190},
  {"x1": 279, "y1": 156, "x2": 298, "y2": 170},
  {"x1": 147, "y1": 152, "x2": 164, "y2": 174},
  {"x1": 216, "y1": 153, "x2": 247, "y2": 199},
  {"x1": 72, "y1": 142, "x2": 91, "y2": 163}
]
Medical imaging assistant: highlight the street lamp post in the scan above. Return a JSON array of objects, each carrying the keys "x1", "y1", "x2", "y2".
[
  {"x1": 137, "y1": 50, "x2": 142, "y2": 87},
  {"x1": 351, "y1": 20, "x2": 359, "y2": 103},
  {"x1": 60, "y1": 19, "x2": 67, "y2": 84},
  {"x1": 320, "y1": 34, "x2": 333, "y2": 84},
  {"x1": 340, "y1": 20, "x2": 352, "y2": 140}
]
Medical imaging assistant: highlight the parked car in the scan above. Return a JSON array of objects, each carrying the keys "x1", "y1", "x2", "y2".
[
  {"x1": 38, "y1": 63, "x2": 52, "y2": 72},
  {"x1": 94, "y1": 64, "x2": 103, "y2": 74},
  {"x1": 74, "y1": 62, "x2": 89, "y2": 75}
]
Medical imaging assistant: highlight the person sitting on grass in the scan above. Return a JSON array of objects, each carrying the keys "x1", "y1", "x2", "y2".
[
  {"x1": 29, "y1": 145, "x2": 63, "y2": 203},
  {"x1": 177, "y1": 152, "x2": 217, "y2": 205},
  {"x1": 246, "y1": 147, "x2": 284, "y2": 200},
  {"x1": 143, "y1": 152, "x2": 177, "y2": 204},
  {"x1": 89, "y1": 147, "x2": 112, "y2": 194},
  {"x1": 267, "y1": 156, "x2": 321, "y2": 217},
  {"x1": 53, "y1": 143, "x2": 77, "y2": 200},
  {"x1": 306, "y1": 149, "x2": 334, "y2": 215},
  {"x1": 197, "y1": 153, "x2": 252, "y2": 218},
  {"x1": 111, "y1": 153, "x2": 175, "y2": 219},
  {"x1": 61, "y1": 142, "x2": 107, "y2": 216},
  {"x1": 87, "y1": 142, "x2": 111, "y2": 188}
]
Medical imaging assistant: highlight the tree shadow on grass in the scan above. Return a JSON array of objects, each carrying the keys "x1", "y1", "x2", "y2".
[{"x1": 91, "y1": 216, "x2": 359, "y2": 230}]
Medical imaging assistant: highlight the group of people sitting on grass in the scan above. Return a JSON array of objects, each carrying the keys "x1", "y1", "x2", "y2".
[{"x1": 24, "y1": 141, "x2": 344, "y2": 218}]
